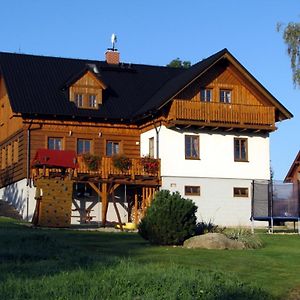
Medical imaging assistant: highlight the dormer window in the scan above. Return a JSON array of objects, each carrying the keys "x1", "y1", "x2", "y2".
[
  {"x1": 88, "y1": 94, "x2": 97, "y2": 108},
  {"x1": 68, "y1": 70, "x2": 107, "y2": 110},
  {"x1": 75, "y1": 93, "x2": 83, "y2": 107}
]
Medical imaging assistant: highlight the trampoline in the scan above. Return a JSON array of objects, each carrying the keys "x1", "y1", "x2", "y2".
[{"x1": 251, "y1": 180, "x2": 300, "y2": 233}]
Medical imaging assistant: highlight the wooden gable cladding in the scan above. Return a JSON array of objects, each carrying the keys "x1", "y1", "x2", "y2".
[
  {"x1": 0, "y1": 76, "x2": 23, "y2": 143},
  {"x1": 167, "y1": 60, "x2": 276, "y2": 131},
  {"x1": 175, "y1": 63, "x2": 265, "y2": 106},
  {"x1": 69, "y1": 71, "x2": 106, "y2": 109}
]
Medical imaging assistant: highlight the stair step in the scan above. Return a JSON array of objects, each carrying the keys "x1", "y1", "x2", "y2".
[{"x1": 0, "y1": 200, "x2": 22, "y2": 220}]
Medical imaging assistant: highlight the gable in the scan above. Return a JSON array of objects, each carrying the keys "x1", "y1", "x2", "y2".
[
  {"x1": 69, "y1": 71, "x2": 106, "y2": 109},
  {"x1": 136, "y1": 49, "x2": 292, "y2": 123},
  {"x1": 175, "y1": 62, "x2": 269, "y2": 107}
]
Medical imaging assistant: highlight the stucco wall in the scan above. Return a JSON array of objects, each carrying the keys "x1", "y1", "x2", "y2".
[
  {"x1": 162, "y1": 176, "x2": 257, "y2": 226},
  {"x1": 141, "y1": 126, "x2": 270, "y2": 180},
  {"x1": 0, "y1": 178, "x2": 36, "y2": 221}
]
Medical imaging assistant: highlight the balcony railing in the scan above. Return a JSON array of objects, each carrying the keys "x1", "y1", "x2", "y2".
[
  {"x1": 76, "y1": 156, "x2": 160, "y2": 179},
  {"x1": 169, "y1": 100, "x2": 275, "y2": 127}
]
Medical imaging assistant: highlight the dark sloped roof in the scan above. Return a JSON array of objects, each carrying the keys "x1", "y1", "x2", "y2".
[
  {"x1": 0, "y1": 52, "x2": 183, "y2": 120},
  {"x1": 135, "y1": 48, "x2": 228, "y2": 117},
  {"x1": 0, "y1": 49, "x2": 292, "y2": 122}
]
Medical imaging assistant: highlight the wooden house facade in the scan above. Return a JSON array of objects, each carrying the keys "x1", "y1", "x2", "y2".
[{"x1": 0, "y1": 47, "x2": 292, "y2": 226}]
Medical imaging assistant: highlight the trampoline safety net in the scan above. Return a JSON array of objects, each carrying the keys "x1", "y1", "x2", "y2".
[{"x1": 252, "y1": 180, "x2": 300, "y2": 220}]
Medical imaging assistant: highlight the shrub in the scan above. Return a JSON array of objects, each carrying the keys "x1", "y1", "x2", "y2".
[
  {"x1": 112, "y1": 154, "x2": 132, "y2": 172},
  {"x1": 225, "y1": 228, "x2": 263, "y2": 249},
  {"x1": 138, "y1": 190, "x2": 197, "y2": 245},
  {"x1": 195, "y1": 220, "x2": 225, "y2": 235}
]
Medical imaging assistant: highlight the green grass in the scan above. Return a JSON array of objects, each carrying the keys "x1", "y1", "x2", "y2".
[{"x1": 0, "y1": 217, "x2": 300, "y2": 299}]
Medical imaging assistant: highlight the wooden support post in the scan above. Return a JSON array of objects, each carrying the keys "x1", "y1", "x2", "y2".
[
  {"x1": 101, "y1": 183, "x2": 108, "y2": 227},
  {"x1": 134, "y1": 191, "x2": 138, "y2": 225},
  {"x1": 142, "y1": 187, "x2": 146, "y2": 216},
  {"x1": 112, "y1": 186, "x2": 123, "y2": 231}
]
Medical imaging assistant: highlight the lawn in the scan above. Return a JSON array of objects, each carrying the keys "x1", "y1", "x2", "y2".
[{"x1": 0, "y1": 217, "x2": 300, "y2": 299}]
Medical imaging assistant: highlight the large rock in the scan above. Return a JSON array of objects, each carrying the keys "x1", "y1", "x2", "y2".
[{"x1": 183, "y1": 233, "x2": 245, "y2": 250}]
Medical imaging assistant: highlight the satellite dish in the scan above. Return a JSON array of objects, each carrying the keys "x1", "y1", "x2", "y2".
[{"x1": 111, "y1": 33, "x2": 117, "y2": 50}]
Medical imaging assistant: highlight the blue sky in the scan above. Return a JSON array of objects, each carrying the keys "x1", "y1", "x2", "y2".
[{"x1": 0, "y1": 0, "x2": 299, "y2": 179}]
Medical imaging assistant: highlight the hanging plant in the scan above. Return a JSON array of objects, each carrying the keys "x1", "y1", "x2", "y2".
[
  {"x1": 141, "y1": 156, "x2": 159, "y2": 174},
  {"x1": 112, "y1": 154, "x2": 132, "y2": 172},
  {"x1": 82, "y1": 153, "x2": 101, "y2": 171}
]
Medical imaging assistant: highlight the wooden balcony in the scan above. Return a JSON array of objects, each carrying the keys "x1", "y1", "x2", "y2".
[
  {"x1": 168, "y1": 100, "x2": 276, "y2": 130},
  {"x1": 75, "y1": 156, "x2": 161, "y2": 184}
]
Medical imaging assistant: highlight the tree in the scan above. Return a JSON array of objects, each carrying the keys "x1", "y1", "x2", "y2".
[
  {"x1": 167, "y1": 58, "x2": 191, "y2": 68},
  {"x1": 277, "y1": 21, "x2": 300, "y2": 87}
]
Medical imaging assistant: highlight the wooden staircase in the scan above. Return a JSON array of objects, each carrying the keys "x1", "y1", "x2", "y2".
[{"x1": 0, "y1": 200, "x2": 22, "y2": 220}]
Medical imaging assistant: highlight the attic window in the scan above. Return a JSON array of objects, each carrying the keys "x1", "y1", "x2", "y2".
[
  {"x1": 69, "y1": 70, "x2": 106, "y2": 109},
  {"x1": 88, "y1": 94, "x2": 97, "y2": 108},
  {"x1": 75, "y1": 93, "x2": 83, "y2": 107}
]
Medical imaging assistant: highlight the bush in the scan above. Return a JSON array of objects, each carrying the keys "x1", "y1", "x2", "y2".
[
  {"x1": 195, "y1": 220, "x2": 225, "y2": 235},
  {"x1": 225, "y1": 228, "x2": 263, "y2": 249},
  {"x1": 138, "y1": 190, "x2": 197, "y2": 245}
]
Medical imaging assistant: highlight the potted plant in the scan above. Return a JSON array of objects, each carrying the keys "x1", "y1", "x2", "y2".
[
  {"x1": 112, "y1": 154, "x2": 132, "y2": 172},
  {"x1": 82, "y1": 153, "x2": 101, "y2": 171},
  {"x1": 141, "y1": 156, "x2": 159, "y2": 174}
]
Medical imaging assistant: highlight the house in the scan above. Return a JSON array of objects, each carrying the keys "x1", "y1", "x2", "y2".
[
  {"x1": 0, "y1": 45, "x2": 292, "y2": 227},
  {"x1": 284, "y1": 151, "x2": 300, "y2": 183}
]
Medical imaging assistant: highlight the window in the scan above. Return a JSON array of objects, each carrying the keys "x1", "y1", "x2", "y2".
[
  {"x1": 75, "y1": 93, "x2": 83, "y2": 107},
  {"x1": 220, "y1": 89, "x2": 231, "y2": 103},
  {"x1": 88, "y1": 94, "x2": 97, "y2": 108},
  {"x1": 106, "y1": 141, "x2": 120, "y2": 156},
  {"x1": 185, "y1": 135, "x2": 199, "y2": 159},
  {"x1": 200, "y1": 88, "x2": 212, "y2": 102},
  {"x1": 234, "y1": 138, "x2": 248, "y2": 162},
  {"x1": 149, "y1": 137, "x2": 154, "y2": 158},
  {"x1": 185, "y1": 186, "x2": 200, "y2": 196},
  {"x1": 77, "y1": 139, "x2": 91, "y2": 154},
  {"x1": 48, "y1": 137, "x2": 63, "y2": 150},
  {"x1": 233, "y1": 187, "x2": 249, "y2": 198}
]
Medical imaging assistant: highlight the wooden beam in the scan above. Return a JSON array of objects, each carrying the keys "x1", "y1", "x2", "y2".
[
  {"x1": 134, "y1": 191, "x2": 138, "y2": 225},
  {"x1": 112, "y1": 186, "x2": 123, "y2": 231},
  {"x1": 101, "y1": 183, "x2": 108, "y2": 226}
]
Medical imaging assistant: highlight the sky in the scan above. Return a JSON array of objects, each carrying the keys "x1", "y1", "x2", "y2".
[{"x1": 0, "y1": 0, "x2": 299, "y2": 180}]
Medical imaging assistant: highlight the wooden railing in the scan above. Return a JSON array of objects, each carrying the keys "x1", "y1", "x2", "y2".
[
  {"x1": 169, "y1": 100, "x2": 275, "y2": 127},
  {"x1": 76, "y1": 156, "x2": 160, "y2": 179}
]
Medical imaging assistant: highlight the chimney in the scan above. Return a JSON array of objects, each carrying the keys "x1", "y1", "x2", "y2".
[{"x1": 105, "y1": 49, "x2": 120, "y2": 64}]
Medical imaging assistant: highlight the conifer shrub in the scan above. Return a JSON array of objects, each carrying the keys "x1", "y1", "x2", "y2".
[{"x1": 138, "y1": 190, "x2": 197, "y2": 245}]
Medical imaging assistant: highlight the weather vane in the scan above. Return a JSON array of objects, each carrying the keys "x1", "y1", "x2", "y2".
[{"x1": 111, "y1": 33, "x2": 117, "y2": 51}]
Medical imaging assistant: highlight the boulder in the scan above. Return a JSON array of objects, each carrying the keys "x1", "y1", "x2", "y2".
[{"x1": 183, "y1": 233, "x2": 245, "y2": 250}]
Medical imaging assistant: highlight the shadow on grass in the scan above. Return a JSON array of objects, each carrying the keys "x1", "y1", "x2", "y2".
[{"x1": 0, "y1": 218, "x2": 148, "y2": 281}]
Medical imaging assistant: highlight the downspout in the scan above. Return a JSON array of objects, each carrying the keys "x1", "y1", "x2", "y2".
[
  {"x1": 152, "y1": 118, "x2": 162, "y2": 159},
  {"x1": 26, "y1": 120, "x2": 33, "y2": 221}
]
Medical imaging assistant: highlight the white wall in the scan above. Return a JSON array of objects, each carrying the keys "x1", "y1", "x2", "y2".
[
  {"x1": 141, "y1": 126, "x2": 270, "y2": 180},
  {"x1": 0, "y1": 178, "x2": 36, "y2": 221},
  {"x1": 141, "y1": 126, "x2": 270, "y2": 227},
  {"x1": 162, "y1": 176, "x2": 257, "y2": 226}
]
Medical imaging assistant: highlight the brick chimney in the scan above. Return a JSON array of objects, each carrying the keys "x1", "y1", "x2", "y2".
[{"x1": 105, "y1": 49, "x2": 120, "y2": 64}]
